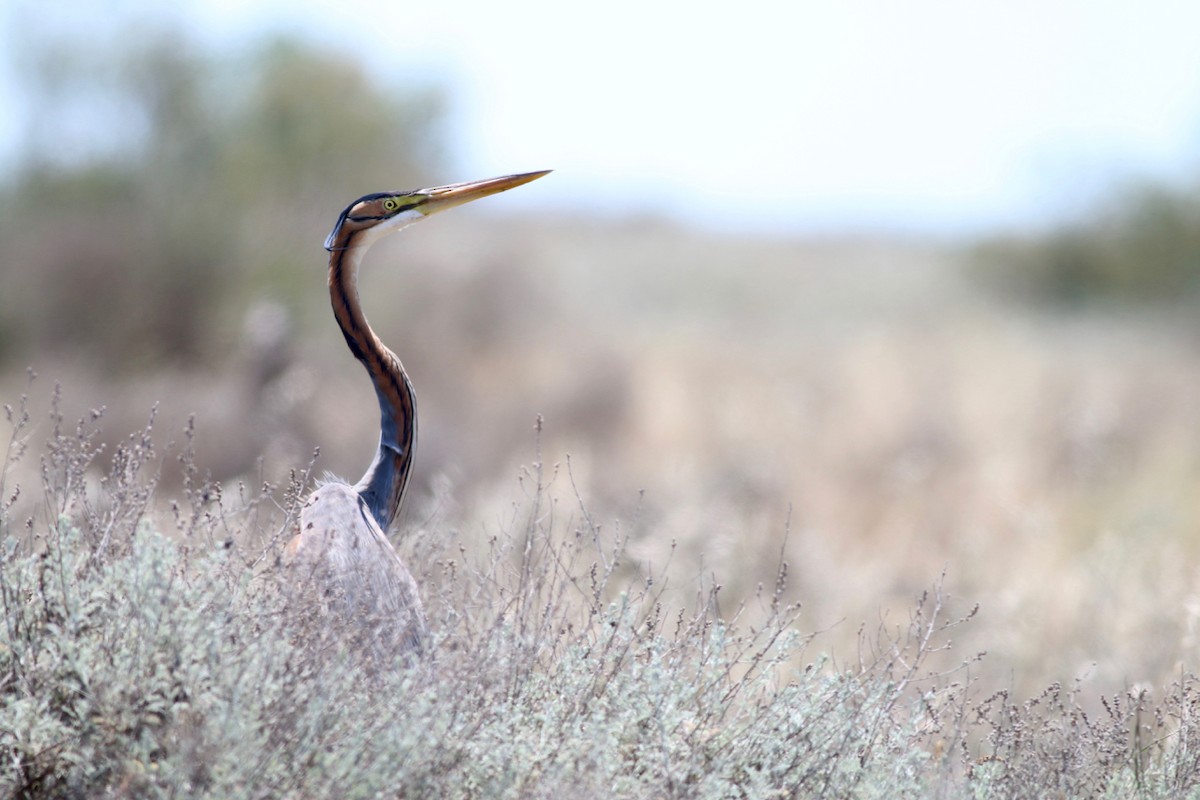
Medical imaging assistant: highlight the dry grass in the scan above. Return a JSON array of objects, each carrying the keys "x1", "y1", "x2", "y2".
[
  {"x1": 0, "y1": 383, "x2": 946, "y2": 797},
  {"x1": 5, "y1": 364, "x2": 1200, "y2": 797}
]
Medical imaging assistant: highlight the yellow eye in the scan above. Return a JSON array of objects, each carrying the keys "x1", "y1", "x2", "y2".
[{"x1": 382, "y1": 198, "x2": 401, "y2": 212}]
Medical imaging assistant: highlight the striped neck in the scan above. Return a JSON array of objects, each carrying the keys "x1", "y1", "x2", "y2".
[{"x1": 327, "y1": 240, "x2": 417, "y2": 531}]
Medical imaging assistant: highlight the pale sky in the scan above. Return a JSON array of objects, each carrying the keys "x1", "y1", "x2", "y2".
[{"x1": 7, "y1": 0, "x2": 1200, "y2": 235}]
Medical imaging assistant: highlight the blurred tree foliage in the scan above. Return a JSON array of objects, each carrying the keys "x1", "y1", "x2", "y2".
[
  {"x1": 0, "y1": 27, "x2": 444, "y2": 368},
  {"x1": 972, "y1": 179, "x2": 1200, "y2": 308}
]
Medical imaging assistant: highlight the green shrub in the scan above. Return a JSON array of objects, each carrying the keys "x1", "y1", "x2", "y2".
[
  {"x1": 0, "y1": 31, "x2": 444, "y2": 370},
  {"x1": 972, "y1": 180, "x2": 1200, "y2": 307}
]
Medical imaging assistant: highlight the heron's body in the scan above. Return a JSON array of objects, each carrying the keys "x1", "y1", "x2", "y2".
[
  {"x1": 286, "y1": 481, "x2": 427, "y2": 658},
  {"x1": 282, "y1": 171, "x2": 549, "y2": 663}
]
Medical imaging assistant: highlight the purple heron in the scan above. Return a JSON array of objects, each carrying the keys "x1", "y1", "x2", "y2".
[{"x1": 284, "y1": 171, "x2": 550, "y2": 661}]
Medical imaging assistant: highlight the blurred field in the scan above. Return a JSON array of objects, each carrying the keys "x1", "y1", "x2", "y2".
[{"x1": 5, "y1": 212, "x2": 1200, "y2": 698}]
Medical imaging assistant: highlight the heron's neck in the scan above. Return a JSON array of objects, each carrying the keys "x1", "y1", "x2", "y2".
[{"x1": 327, "y1": 243, "x2": 417, "y2": 531}]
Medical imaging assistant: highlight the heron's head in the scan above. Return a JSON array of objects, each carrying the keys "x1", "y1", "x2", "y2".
[{"x1": 325, "y1": 170, "x2": 551, "y2": 251}]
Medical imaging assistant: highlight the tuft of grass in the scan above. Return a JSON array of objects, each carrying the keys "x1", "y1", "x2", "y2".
[{"x1": 4, "y1": 389, "x2": 1200, "y2": 798}]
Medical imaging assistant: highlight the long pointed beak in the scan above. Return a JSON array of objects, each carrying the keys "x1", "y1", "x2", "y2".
[{"x1": 413, "y1": 170, "x2": 552, "y2": 216}]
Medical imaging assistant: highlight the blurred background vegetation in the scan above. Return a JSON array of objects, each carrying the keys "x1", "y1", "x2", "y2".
[
  {"x1": 0, "y1": 28, "x2": 442, "y2": 367},
  {"x1": 973, "y1": 178, "x2": 1200, "y2": 308},
  {"x1": 3, "y1": 6, "x2": 1200, "y2": 703}
]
